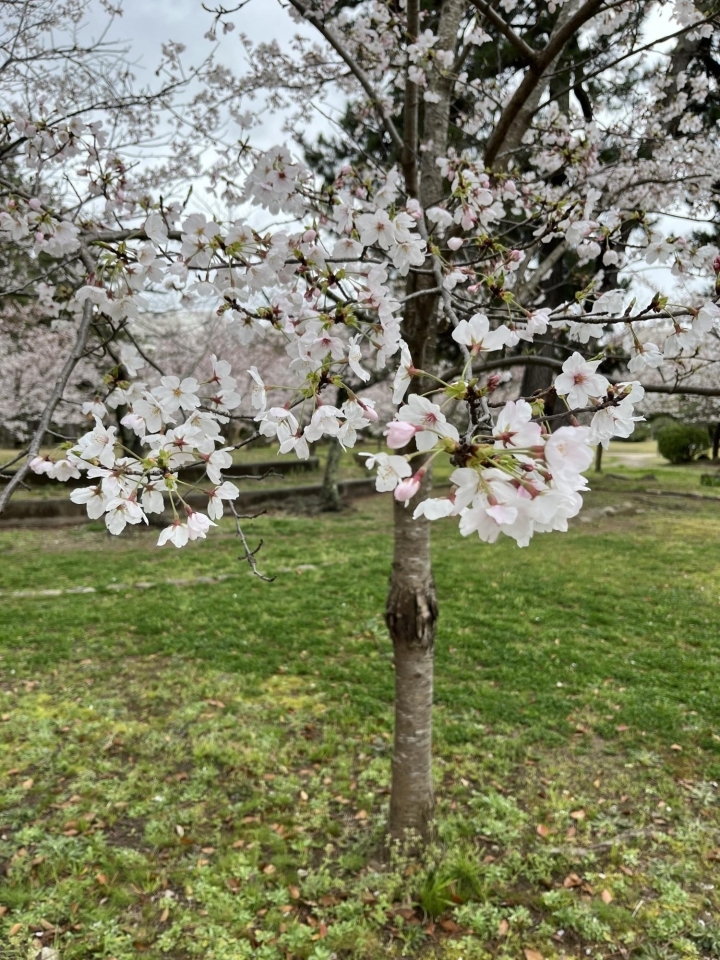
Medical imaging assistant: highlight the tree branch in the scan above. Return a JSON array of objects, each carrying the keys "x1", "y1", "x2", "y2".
[
  {"x1": 484, "y1": 0, "x2": 605, "y2": 168},
  {"x1": 467, "y1": 0, "x2": 537, "y2": 62},
  {"x1": 286, "y1": 0, "x2": 404, "y2": 157}
]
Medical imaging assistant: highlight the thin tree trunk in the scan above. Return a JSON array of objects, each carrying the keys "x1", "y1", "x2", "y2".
[
  {"x1": 386, "y1": 470, "x2": 437, "y2": 842},
  {"x1": 713, "y1": 422, "x2": 720, "y2": 461},
  {"x1": 320, "y1": 438, "x2": 342, "y2": 511},
  {"x1": 384, "y1": 0, "x2": 463, "y2": 845},
  {"x1": 320, "y1": 386, "x2": 347, "y2": 511},
  {"x1": 595, "y1": 443, "x2": 603, "y2": 473}
]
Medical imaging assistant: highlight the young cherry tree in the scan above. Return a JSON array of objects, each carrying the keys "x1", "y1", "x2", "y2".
[{"x1": 2, "y1": 0, "x2": 720, "y2": 843}]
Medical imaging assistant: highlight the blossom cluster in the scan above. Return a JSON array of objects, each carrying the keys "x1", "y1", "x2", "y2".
[
  {"x1": 30, "y1": 354, "x2": 243, "y2": 547},
  {"x1": 358, "y1": 351, "x2": 644, "y2": 547}
]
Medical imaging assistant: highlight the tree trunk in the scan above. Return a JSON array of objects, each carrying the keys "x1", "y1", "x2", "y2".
[
  {"x1": 386, "y1": 471, "x2": 437, "y2": 842},
  {"x1": 320, "y1": 438, "x2": 342, "y2": 511},
  {"x1": 713, "y1": 422, "x2": 720, "y2": 461},
  {"x1": 594, "y1": 443, "x2": 603, "y2": 473},
  {"x1": 383, "y1": 0, "x2": 463, "y2": 845}
]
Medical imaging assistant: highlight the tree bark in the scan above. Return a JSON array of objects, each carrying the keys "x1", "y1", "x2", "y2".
[
  {"x1": 386, "y1": 472, "x2": 438, "y2": 842},
  {"x1": 712, "y1": 422, "x2": 720, "y2": 461}
]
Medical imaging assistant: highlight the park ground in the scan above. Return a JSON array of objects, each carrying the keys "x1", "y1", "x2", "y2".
[{"x1": 1, "y1": 442, "x2": 719, "y2": 960}]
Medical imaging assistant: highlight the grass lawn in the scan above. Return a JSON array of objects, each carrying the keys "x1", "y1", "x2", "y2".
[{"x1": 1, "y1": 465, "x2": 719, "y2": 960}]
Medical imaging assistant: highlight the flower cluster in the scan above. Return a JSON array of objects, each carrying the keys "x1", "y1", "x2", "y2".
[
  {"x1": 30, "y1": 356, "x2": 243, "y2": 547},
  {"x1": 360, "y1": 350, "x2": 645, "y2": 547}
]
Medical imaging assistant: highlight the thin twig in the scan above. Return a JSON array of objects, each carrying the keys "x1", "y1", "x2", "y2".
[
  {"x1": 228, "y1": 500, "x2": 275, "y2": 581},
  {"x1": 0, "y1": 448, "x2": 29, "y2": 472}
]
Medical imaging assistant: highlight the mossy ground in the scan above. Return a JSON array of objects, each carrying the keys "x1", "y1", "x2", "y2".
[{"x1": 1, "y1": 452, "x2": 719, "y2": 959}]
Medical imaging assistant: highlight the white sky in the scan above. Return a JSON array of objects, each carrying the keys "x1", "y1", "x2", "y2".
[{"x1": 81, "y1": 0, "x2": 705, "y2": 302}]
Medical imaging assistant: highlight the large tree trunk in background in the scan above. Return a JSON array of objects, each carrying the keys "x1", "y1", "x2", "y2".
[
  {"x1": 320, "y1": 438, "x2": 342, "y2": 511},
  {"x1": 385, "y1": 0, "x2": 464, "y2": 845},
  {"x1": 713, "y1": 422, "x2": 720, "y2": 461},
  {"x1": 386, "y1": 473, "x2": 437, "y2": 841},
  {"x1": 595, "y1": 443, "x2": 603, "y2": 473}
]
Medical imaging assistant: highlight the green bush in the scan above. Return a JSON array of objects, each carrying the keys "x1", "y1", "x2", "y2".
[{"x1": 656, "y1": 423, "x2": 709, "y2": 464}]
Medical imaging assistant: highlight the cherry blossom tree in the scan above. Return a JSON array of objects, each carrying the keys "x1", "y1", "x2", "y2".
[{"x1": 2, "y1": 0, "x2": 720, "y2": 843}]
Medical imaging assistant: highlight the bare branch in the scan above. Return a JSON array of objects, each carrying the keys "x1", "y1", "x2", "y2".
[
  {"x1": 228, "y1": 500, "x2": 275, "y2": 581},
  {"x1": 467, "y1": 0, "x2": 537, "y2": 62},
  {"x1": 286, "y1": 0, "x2": 404, "y2": 157}
]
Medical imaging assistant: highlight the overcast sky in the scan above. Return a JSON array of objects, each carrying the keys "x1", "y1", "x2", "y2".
[
  {"x1": 83, "y1": 0, "x2": 318, "y2": 149},
  {"x1": 78, "y1": 0, "x2": 698, "y2": 299}
]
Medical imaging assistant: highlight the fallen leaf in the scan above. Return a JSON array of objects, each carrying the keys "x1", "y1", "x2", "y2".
[
  {"x1": 232, "y1": 839, "x2": 245, "y2": 849},
  {"x1": 21, "y1": 778, "x2": 33, "y2": 789},
  {"x1": 620, "y1": 865, "x2": 634, "y2": 876},
  {"x1": 438, "y1": 918, "x2": 460, "y2": 933},
  {"x1": 0, "y1": 906, "x2": 6, "y2": 916},
  {"x1": 536, "y1": 824, "x2": 550, "y2": 837},
  {"x1": 524, "y1": 949, "x2": 544, "y2": 960},
  {"x1": 601, "y1": 889, "x2": 614, "y2": 904},
  {"x1": 9, "y1": 923, "x2": 23, "y2": 936},
  {"x1": 96, "y1": 873, "x2": 107, "y2": 886},
  {"x1": 354, "y1": 809, "x2": 367, "y2": 820},
  {"x1": 616, "y1": 725, "x2": 629, "y2": 732},
  {"x1": 262, "y1": 863, "x2": 276, "y2": 875},
  {"x1": 201, "y1": 846, "x2": 215, "y2": 854},
  {"x1": 288, "y1": 885, "x2": 300, "y2": 899},
  {"x1": 205, "y1": 699, "x2": 225, "y2": 708},
  {"x1": 570, "y1": 809, "x2": 586, "y2": 820},
  {"x1": 670, "y1": 743, "x2": 682, "y2": 751},
  {"x1": 563, "y1": 873, "x2": 583, "y2": 888},
  {"x1": 175, "y1": 825, "x2": 184, "y2": 837},
  {"x1": 160, "y1": 907, "x2": 169, "y2": 923},
  {"x1": 497, "y1": 918, "x2": 509, "y2": 936}
]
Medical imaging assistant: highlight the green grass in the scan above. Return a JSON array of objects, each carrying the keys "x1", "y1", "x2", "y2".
[{"x1": 0, "y1": 472, "x2": 719, "y2": 959}]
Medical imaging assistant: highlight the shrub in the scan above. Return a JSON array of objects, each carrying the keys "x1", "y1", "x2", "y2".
[{"x1": 656, "y1": 423, "x2": 709, "y2": 464}]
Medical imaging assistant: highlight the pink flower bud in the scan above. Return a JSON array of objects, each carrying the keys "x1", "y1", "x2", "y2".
[
  {"x1": 713, "y1": 255, "x2": 720, "y2": 275},
  {"x1": 302, "y1": 229, "x2": 317, "y2": 243},
  {"x1": 447, "y1": 237, "x2": 464, "y2": 251},
  {"x1": 385, "y1": 420, "x2": 418, "y2": 449},
  {"x1": 28, "y1": 197, "x2": 41, "y2": 210},
  {"x1": 359, "y1": 401, "x2": 378, "y2": 422},
  {"x1": 486, "y1": 373, "x2": 501, "y2": 392},
  {"x1": 509, "y1": 249, "x2": 522, "y2": 262},
  {"x1": 394, "y1": 474, "x2": 421, "y2": 503}
]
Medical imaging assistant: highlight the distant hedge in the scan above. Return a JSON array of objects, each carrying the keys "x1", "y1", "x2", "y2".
[{"x1": 656, "y1": 423, "x2": 709, "y2": 464}]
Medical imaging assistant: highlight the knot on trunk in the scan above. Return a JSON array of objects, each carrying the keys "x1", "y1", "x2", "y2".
[{"x1": 385, "y1": 574, "x2": 438, "y2": 649}]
